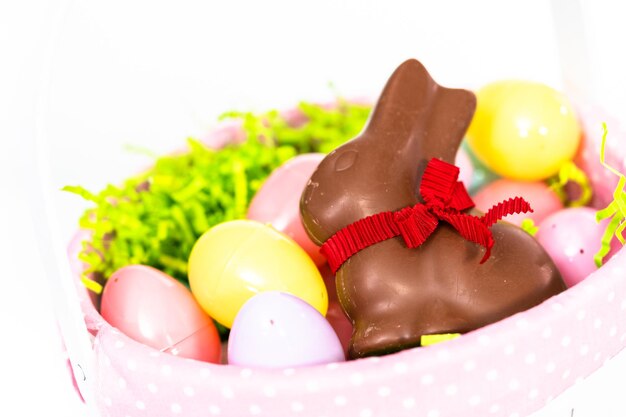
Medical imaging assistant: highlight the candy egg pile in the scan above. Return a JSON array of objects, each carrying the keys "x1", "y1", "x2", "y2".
[
  {"x1": 466, "y1": 79, "x2": 621, "y2": 287},
  {"x1": 71, "y1": 60, "x2": 625, "y2": 370}
]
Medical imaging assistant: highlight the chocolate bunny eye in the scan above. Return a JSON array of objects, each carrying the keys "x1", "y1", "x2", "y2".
[{"x1": 334, "y1": 149, "x2": 359, "y2": 172}]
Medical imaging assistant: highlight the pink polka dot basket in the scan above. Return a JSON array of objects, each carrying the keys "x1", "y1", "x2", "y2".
[{"x1": 66, "y1": 104, "x2": 626, "y2": 417}]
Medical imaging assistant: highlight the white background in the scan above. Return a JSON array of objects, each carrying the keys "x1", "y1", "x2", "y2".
[{"x1": 1, "y1": 1, "x2": 626, "y2": 416}]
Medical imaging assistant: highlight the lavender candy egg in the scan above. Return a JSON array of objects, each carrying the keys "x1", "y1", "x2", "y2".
[
  {"x1": 228, "y1": 291, "x2": 345, "y2": 368},
  {"x1": 536, "y1": 207, "x2": 621, "y2": 287}
]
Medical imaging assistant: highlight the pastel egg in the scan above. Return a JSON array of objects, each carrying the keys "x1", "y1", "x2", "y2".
[
  {"x1": 455, "y1": 147, "x2": 474, "y2": 189},
  {"x1": 228, "y1": 291, "x2": 345, "y2": 368},
  {"x1": 320, "y1": 264, "x2": 353, "y2": 356},
  {"x1": 467, "y1": 80, "x2": 581, "y2": 181},
  {"x1": 247, "y1": 153, "x2": 326, "y2": 266},
  {"x1": 473, "y1": 179, "x2": 563, "y2": 226},
  {"x1": 101, "y1": 265, "x2": 221, "y2": 363},
  {"x1": 188, "y1": 220, "x2": 328, "y2": 328},
  {"x1": 325, "y1": 301, "x2": 353, "y2": 357},
  {"x1": 536, "y1": 207, "x2": 621, "y2": 287}
]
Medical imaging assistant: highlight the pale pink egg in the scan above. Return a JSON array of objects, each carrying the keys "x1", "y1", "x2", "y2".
[
  {"x1": 536, "y1": 207, "x2": 622, "y2": 287},
  {"x1": 456, "y1": 147, "x2": 474, "y2": 189},
  {"x1": 326, "y1": 301, "x2": 353, "y2": 357},
  {"x1": 247, "y1": 153, "x2": 327, "y2": 266},
  {"x1": 320, "y1": 264, "x2": 353, "y2": 356},
  {"x1": 101, "y1": 265, "x2": 221, "y2": 363},
  {"x1": 473, "y1": 179, "x2": 563, "y2": 226}
]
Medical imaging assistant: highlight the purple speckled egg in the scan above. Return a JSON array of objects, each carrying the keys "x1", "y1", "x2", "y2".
[
  {"x1": 228, "y1": 291, "x2": 345, "y2": 368},
  {"x1": 536, "y1": 207, "x2": 621, "y2": 287}
]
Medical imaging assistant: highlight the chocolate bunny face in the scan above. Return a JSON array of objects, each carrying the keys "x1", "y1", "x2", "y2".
[{"x1": 301, "y1": 59, "x2": 566, "y2": 358}]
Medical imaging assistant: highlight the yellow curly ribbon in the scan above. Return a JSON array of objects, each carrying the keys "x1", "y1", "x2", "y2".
[
  {"x1": 594, "y1": 122, "x2": 626, "y2": 267},
  {"x1": 548, "y1": 161, "x2": 593, "y2": 208},
  {"x1": 421, "y1": 333, "x2": 461, "y2": 346}
]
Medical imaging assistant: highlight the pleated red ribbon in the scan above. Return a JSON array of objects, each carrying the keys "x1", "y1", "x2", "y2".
[{"x1": 321, "y1": 158, "x2": 533, "y2": 273}]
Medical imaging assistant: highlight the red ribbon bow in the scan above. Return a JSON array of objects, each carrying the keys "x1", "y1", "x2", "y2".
[{"x1": 321, "y1": 158, "x2": 533, "y2": 273}]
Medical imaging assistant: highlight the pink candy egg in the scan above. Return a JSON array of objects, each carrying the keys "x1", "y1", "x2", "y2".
[
  {"x1": 101, "y1": 265, "x2": 221, "y2": 363},
  {"x1": 228, "y1": 291, "x2": 345, "y2": 368},
  {"x1": 456, "y1": 147, "x2": 474, "y2": 189},
  {"x1": 247, "y1": 154, "x2": 327, "y2": 266},
  {"x1": 473, "y1": 179, "x2": 563, "y2": 226},
  {"x1": 325, "y1": 302, "x2": 353, "y2": 357},
  {"x1": 536, "y1": 207, "x2": 621, "y2": 287},
  {"x1": 320, "y1": 264, "x2": 353, "y2": 356}
]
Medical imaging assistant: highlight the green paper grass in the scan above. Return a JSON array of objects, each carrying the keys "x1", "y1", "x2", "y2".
[
  {"x1": 64, "y1": 100, "x2": 372, "y2": 292},
  {"x1": 594, "y1": 122, "x2": 626, "y2": 267}
]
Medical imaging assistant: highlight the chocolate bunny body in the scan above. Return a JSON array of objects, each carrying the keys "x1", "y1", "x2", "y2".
[{"x1": 300, "y1": 59, "x2": 566, "y2": 358}]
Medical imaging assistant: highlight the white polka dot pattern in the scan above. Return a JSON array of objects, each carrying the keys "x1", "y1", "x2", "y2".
[{"x1": 76, "y1": 108, "x2": 626, "y2": 417}]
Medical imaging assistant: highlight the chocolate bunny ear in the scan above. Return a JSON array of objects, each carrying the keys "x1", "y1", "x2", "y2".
[
  {"x1": 363, "y1": 59, "x2": 476, "y2": 168},
  {"x1": 301, "y1": 59, "x2": 477, "y2": 244}
]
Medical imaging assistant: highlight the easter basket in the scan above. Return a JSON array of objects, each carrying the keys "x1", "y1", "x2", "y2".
[
  {"x1": 61, "y1": 100, "x2": 626, "y2": 417},
  {"x1": 28, "y1": 2, "x2": 626, "y2": 416}
]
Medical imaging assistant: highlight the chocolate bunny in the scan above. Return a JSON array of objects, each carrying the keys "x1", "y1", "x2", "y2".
[{"x1": 300, "y1": 59, "x2": 566, "y2": 359}]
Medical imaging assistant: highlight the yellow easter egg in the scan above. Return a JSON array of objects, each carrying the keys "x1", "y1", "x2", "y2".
[
  {"x1": 188, "y1": 220, "x2": 328, "y2": 328},
  {"x1": 466, "y1": 80, "x2": 581, "y2": 181}
]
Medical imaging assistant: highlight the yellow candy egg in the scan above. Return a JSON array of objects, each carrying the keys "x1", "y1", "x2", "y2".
[
  {"x1": 188, "y1": 220, "x2": 328, "y2": 328},
  {"x1": 466, "y1": 80, "x2": 581, "y2": 181}
]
